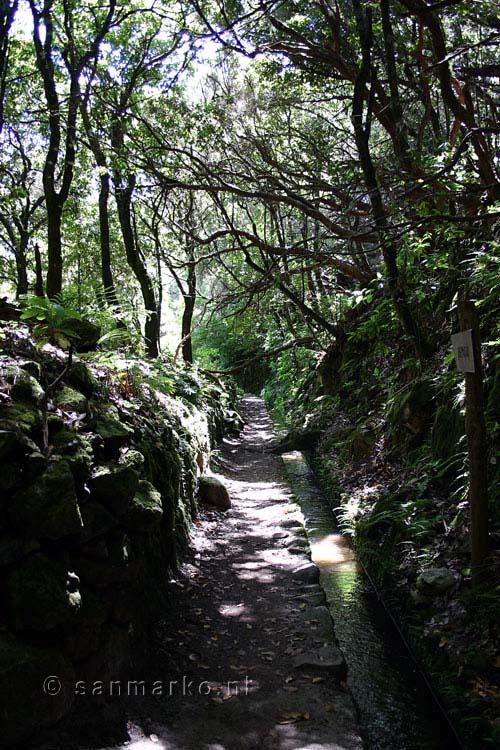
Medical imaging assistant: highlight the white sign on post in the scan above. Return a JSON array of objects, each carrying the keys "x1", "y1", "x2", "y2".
[{"x1": 451, "y1": 329, "x2": 475, "y2": 372}]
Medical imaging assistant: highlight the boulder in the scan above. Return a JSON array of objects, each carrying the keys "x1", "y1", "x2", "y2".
[
  {"x1": 0, "y1": 401, "x2": 42, "y2": 433},
  {"x1": 91, "y1": 403, "x2": 133, "y2": 451},
  {"x1": 88, "y1": 463, "x2": 139, "y2": 516},
  {"x1": 54, "y1": 384, "x2": 88, "y2": 413},
  {"x1": 123, "y1": 480, "x2": 163, "y2": 532},
  {"x1": 198, "y1": 475, "x2": 231, "y2": 510},
  {"x1": 7, "y1": 556, "x2": 81, "y2": 631},
  {"x1": 0, "y1": 637, "x2": 75, "y2": 746},
  {"x1": 119, "y1": 448, "x2": 145, "y2": 472},
  {"x1": 64, "y1": 315, "x2": 101, "y2": 352},
  {"x1": 67, "y1": 359, "x2": 99, "y2": 396},
  {"x1": 9, "y1": 459, "x2": 83, "y2": 540},
  {"x1": 50, "y1": 427, "x2": 93, "y2": 481},
  {"x1": 416, "y1": 567, "x2": 456, "y2": 596},
  {"x1": 2, "y1": 364, "x2": 44, "y2": 402}
]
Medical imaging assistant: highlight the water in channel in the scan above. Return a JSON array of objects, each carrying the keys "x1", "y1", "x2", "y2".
[{"x1": 282, "y1": 451, "x2": 462, "y2": 750}]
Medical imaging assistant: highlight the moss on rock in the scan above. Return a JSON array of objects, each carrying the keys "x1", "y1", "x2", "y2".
[
  {"x1": 54, "y1": 385, "x2": 88, "y2": 412},
  {"x1": 9, "y1": 459, "x2": 83, "y2": 540},
  {"x1": 88, "y1": 463, "x2": 139, "y2": 516},
  {"x1": 7, "y1": 555, "x2": 81, "y2": 631},
  {"x1": 123, "y1": 479, "x2": 163, "y2": 532}
]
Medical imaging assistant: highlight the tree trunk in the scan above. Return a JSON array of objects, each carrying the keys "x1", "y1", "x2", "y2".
[
  {"x1": 98, "y1": 171, "x2": 120, "y2": 308},
  {"x1": 352, "y1": 0, "x2": 428, "y2": 359},
  {"x1": 45, "y1": 197, "x2": 63, "y2": 298},
  {"x1": 458, "y1": 299, "x2": 490, "y2": 575},
  {"x1": 34, "y1": 242, "x2": 44, "y2": 296},
  {"x1": 114, "y1": 176, "x2": 159, "y2": 358},
  {"x1": 15, "y1": 231, "x2": 29, "y2": 297},
  {"x1": 181, "y1": 261, "x2": 196, "y2": 364}
]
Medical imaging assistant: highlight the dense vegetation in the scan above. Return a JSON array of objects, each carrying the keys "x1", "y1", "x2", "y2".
[{"x1": 0, "y1": 0, "x2": 499, "y2": 746}]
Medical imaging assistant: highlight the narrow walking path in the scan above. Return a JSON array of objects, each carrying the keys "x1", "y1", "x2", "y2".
[{"x1": 39, "y1": 396, "x2": 362, "y2": 750}]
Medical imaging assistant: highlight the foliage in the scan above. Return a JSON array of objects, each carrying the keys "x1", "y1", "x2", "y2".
[{"x1": 19, "y1": 295, "x2": 85, "y2": 349}]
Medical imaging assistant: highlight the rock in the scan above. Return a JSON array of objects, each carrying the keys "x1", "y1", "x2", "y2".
[
  {"x1": 0, "y1": 425, "x2": 39, "y2": 462},
  {"x1": 416, "y1": 568, "x2": 456, "y2": 595},
  {"x1": 293, "y1": 645, "x2": 346, "y2": 676},
  {"x1": 0, "y1": 400, "x2": 42, "y2": 433},
  {"x1": 64, "y1": 315, "x2": 101, "y2": 352},
  {"x1": 73, "y1": 558, "x2": 140, "y2": 590},
  {"x1": 288, "y1": 545, "x2": 311, "y2": 556},
  {"x1": 18, "y1": 359, "x2": 42, "y2": 380},
  {"x1": 68, "y1": 359, "x2": 99, "y2": 396},
  {"x1": 54, "y1": 384, "x2": 88, "y2": 412},
  {"x1": 0, "y1": 637, "x2": 75, "y2": 746},
  {"x1": 292, "y1": 562, "x2": 320, "y2": 584},
  {"x1": 198, "y1": 475, "x2": 231, "y2": 510},
  {"x1": 9, "y1": 460, "x2": 83, "y2": 540},
  {"x1": 286, "y1": 536, "x2": 308, "y2": 549},
  {"x1": 2, "y1": 364, "x2": 44, "y2": 402},
  {"x1": 88, "y1": 463, "x2": 139, "y2": 516},
  {"x1": 223, "y1": 409, "x2": 244, "y2": 435},
  {"x1": 119, "y1": 447, "x2": 145, "y2": 471},
  {"x1": 0, "y1": 297, "x2": 21, "y2": 321},
  {"x1": 91, "y1": 403, "x2": 133, "y2": 451},
  {"x1": 123, "y1": 480, "x2": 163, "y2": 532},
  {"x1": 281, "y1": 518, "x2": 303, "y2": 529},
  {"x1": 63, "y1": 588, "x2": 107, "y2": 662},
  {"x1": 50, "y1": 427, "x2": 93, "y2": 481},
  {"x1": 80, "y1": 501, "x2": 117, "y2": 540},
  {"x1": 308, "y1": 605, "x2": 334, "y2": 635},
  {"x1": 7, "y1": 556, "x2": 81, "y2": 631}
]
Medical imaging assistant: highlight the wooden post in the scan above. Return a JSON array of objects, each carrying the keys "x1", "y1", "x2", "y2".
[{"x1": 457, "y1": 299, "x2": 489, "y2": 574}]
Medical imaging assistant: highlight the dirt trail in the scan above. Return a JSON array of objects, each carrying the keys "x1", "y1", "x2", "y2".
[{"x1": 38, "y1": 396, "x2": 362, "y2": 750}]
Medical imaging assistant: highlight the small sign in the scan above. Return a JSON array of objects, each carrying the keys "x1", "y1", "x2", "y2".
[{"x1": 451, "y1": 329, "x2": 475, "y2": 372}]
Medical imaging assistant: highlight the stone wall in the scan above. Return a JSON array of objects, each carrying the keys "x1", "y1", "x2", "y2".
[{"x1": 0, "y1": 322, "x2": 227, "y2": 747}]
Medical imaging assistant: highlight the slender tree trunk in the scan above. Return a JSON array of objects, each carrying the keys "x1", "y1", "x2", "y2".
[
  {"x1": 181, "y1": 260, "x2": 196, "y2": 364},
  {"x1": 34, "y1": 242, "x2": 44, "y2": 296},
  {"x1": 114, "y1": 176, "x2": 159, "y2": 357},
  {"x1": 45, "y1": 197, "x2": 63, "y2": 298},
  {"x1": 98, "y1": 171, "x2": 120, "y2": 308},
  {"x1": 15, "y1": 231, "x2": 29, "y2": 297}
]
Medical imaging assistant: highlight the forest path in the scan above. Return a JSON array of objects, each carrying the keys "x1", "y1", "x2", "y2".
[{"x1": 40, "y1": 396, "x2": 362, "y2": 750}]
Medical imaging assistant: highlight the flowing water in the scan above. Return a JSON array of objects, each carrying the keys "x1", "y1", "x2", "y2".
[{"x1": 282, "y1": 451, "x2": 463, "y2": 750}]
